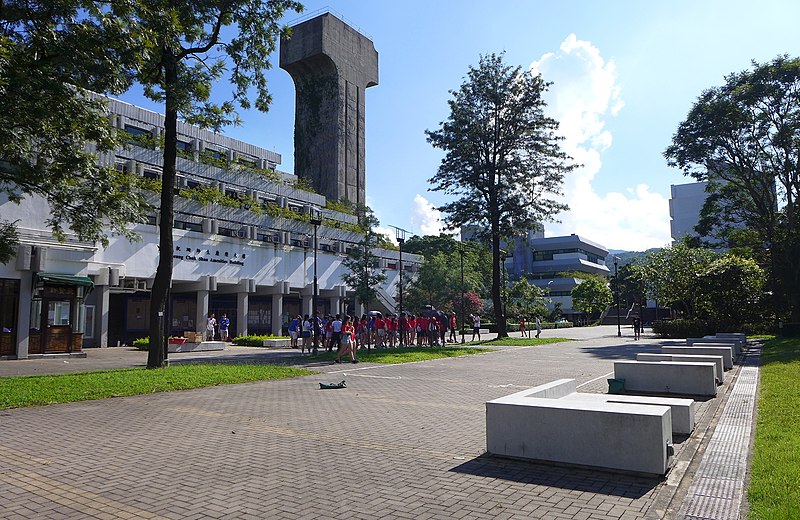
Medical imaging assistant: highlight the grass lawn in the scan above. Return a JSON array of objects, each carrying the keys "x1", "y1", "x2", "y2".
[
  {"x1": 312, "y1": 345, "x2": 493, "y2": 364},
  {"x1": 468, "y1": 337, "x2": 572, "y2": 347},
  {"x1": 0, "y1": 364, "x2": 313, "y2": 410},
  {"x1": 748, "y1": 336, "x2": 800, "y2": 519}
]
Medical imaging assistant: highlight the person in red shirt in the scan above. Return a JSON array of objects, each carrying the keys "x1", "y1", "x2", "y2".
[
  {"x1": 449, "y1": 314, "x2": 458, "y2": 343},
  {"x1": 335, "y1": 315, "x2": 358, "y2": 364},
  {"x1": 408, "y1": 315, "x2": 417, "y2": 345},
  {"x1": 417, "y1": 315, "x2": 428, "y2": 346},
  {"x1": 374, "y1": 314, "x2": 386, "y2": 348}
]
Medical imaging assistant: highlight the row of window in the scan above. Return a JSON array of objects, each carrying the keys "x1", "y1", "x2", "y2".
[{"x1": 533, "y1": 248, "x2": 605, "y2": 265}]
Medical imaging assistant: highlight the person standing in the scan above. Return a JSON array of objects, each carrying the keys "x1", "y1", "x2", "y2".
[
  {"x1": 632, "y1": 315, "x2": 642, "y2": 340},
  {"x1": 301, "y1": 314, "x2": 312, "y2": 354},
  {"x1": 205, "y1": 313, "x2": 217, "y2": 341},
  {"x1": 219, "y1": 313, "x2": 230, "y2": 341},
  {"x1": 449, "y1": 314, "x2": 458, "y2": 343},
  {"x1": 519, "y1": 317, "x2": 527, "y2": 338},
  {"x1": 331, "y1": 314, "x2": 343, "y2": 349},
  {"x1": 288, "y1": 315, "x2": 300, "y2": 348},
  {"x1": 471, "y1": 314, "x2": 481, "y2": 342}
]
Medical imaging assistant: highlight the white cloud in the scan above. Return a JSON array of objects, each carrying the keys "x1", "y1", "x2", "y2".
[
  {"x1": 374, "y1": 226, "x2": 398, "y2": 246},
  {"x1": 410, "y1": 194, "x2": 444, "y2": 236},
  {"x1": 530, "y1": 34, "x2": 671, "y2": 251}
]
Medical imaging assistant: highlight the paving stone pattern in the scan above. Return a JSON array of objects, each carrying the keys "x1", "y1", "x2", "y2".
[{"x1": 0, "y1": 329, "x2": 750, "y2": 519}]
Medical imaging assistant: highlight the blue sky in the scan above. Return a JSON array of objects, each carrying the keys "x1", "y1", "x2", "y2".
[{"x1": 117, "y1": 0, "x2": 800, "y2": 252}]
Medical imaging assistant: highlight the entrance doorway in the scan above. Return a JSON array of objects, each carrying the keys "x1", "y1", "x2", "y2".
[{"x1": 30, "y1": 274, "x2": 93, "y2": 354}]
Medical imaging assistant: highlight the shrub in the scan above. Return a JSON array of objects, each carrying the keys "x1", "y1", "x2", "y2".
[
  {"x1": 232, "y1": 334, "x2": 290, "y2": 346},
  {"x1": 132, "y1": 337, "x2": 149, "y2": 350},
  {"x1": 651, "y1": 319, "x2": 718, "y2": 338}
]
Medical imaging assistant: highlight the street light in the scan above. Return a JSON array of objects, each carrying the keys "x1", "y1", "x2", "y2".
[
  {"x1": 311, "y1": 214, "x2": 322, "y2": 354},
  {"x1": 390, "y1": 225, "x2": 409, "y2": 346},
  {"x1": 613, "y1": 256, "x2": 621, "y2": 337}
]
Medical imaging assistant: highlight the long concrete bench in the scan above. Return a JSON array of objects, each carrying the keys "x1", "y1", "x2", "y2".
[
  {"x1": 691, "y1": 341, "x2": 740, "y2": 359},
  {"x1": 509, "y1": 378, "x2": 695, "y2": 434},
  {"x1": 559, "y1": 392, "x2": 695, "y2": 434},
  {"x1": 486, "y1": 380, "x2": 674, "y2": 475},
  {"x1": 688, "y1": 337, "x2": 743, "y2": 356},
  {"x1": 636, "y1": 353, "x2": 724, "y2": 383},
  {"x1": 614, "y1": 360, "x2": 717, "y2": 396},
  {"x1": 663, "y1": 345, "x2": 734, "y2": 370}
]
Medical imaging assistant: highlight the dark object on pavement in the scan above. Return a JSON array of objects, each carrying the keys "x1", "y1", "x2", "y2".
[{"x1": 319, "y1": 380, "x2": 347, "y2": 389}]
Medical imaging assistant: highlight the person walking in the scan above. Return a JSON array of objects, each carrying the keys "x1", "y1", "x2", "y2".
[
  {"x1": 519, "y1": 317, "x2": 527, "y2": 338},
  {"x1": 335, "y1": 315, "x2": 358, "y2": 364},
  {"x1": 288, "y1": 315, "x2": 300, "y2": 349},
  {"x1": 205, "y1": 313, "x2": 217, "y2": 341},
  {"x1": 534, "y1": 315, "x2": 542, "y2": 338},
  {"x1": 632, "y1": 314, "x2": 642, "y2": 340},
  {"x1": 219, "y1": 313, "x2": 230, "y2": 341}
]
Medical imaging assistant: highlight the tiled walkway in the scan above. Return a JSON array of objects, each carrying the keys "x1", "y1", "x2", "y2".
[{"x1": 0, "y1": 327, "x2": 756, "y2": 519}]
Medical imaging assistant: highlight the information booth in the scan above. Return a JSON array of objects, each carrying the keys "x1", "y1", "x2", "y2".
[{"x1": 29, "y1": 273, "x2": 93, "y2": 354}]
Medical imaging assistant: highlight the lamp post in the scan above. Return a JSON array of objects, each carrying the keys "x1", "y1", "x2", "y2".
[
  {"x1": 460, "y1": 241, "x2": 465, "y2": 344},
  {"x1": 390, "y1": 225, "x2": 409, "y2": 346},
  {"x1": 311, "y1": 215, "x2": 322, "y2": 354},
  {"x1": 614, "y1": 256, "x2": 621, "y2": 337}
]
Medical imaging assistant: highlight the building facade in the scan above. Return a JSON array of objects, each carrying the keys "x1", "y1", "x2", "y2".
[
  {"x1": 0, "y1": 97, "x2": 420, "y2": 359},
  {"x1": 507, "y1": 232, "x2": 610, "y2": 315},
  {"x1": 669, "y1": 181, "x2": 710, "y2": 243}
]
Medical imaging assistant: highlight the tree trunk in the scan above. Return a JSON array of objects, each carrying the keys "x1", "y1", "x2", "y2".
[
  {"x1": 147, "y1": 52, "x2": 179, "y2": 369},
  {"x1": 491, "y1": 209, "x2": 507, "y2": 338}
]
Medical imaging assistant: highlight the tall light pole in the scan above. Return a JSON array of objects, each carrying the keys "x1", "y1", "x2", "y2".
[
  {"x1": 390, "y1": 225, "x2": 409, "y2": 346},
  {"x1": 614, "y1": 256, "x2": 621, "y2": 337},
  {"x1": 311, "y1": 214, "x2": 322, "y2": 354}
]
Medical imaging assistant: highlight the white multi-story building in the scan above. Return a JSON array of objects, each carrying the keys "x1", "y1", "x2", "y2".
[
  {"x1": 669, "y1": 181, "x2": 710, "y2": 243},
  {"x1": 0, "y1": 98, "x2": 419, "y2": 359},
  {"x1": 508, "y1": 232, "x2": 610, "y2": 315}
]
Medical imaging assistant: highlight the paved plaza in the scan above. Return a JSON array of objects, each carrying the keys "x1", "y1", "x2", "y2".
[{"x1": 0, "y1": 326, "x2": 757, "y2": 519}]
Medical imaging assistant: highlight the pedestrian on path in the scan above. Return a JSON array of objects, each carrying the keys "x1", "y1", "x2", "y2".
[
  {"x1": 205, "y1": 313, "x2": 217, "y2": 341},
  {"x1": 534, "y1": 316, "x2": 542, "y2": 338},
  {"x1": 335, "y1": 315, "x2": 358, "y2": 364},
  {"x1": 471, "y1": 314, "x2": 481, "y2": 342},
  {"x1": 219, "y1": 314, "x2": 230, "y2": 341}
]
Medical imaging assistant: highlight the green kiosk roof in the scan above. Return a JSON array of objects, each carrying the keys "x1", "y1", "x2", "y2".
[{"x1": 35, "y1": 273, "x2": 94, "y2": 288}]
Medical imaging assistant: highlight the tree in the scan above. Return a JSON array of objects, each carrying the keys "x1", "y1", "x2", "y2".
[
  {"x1": 570, "y1": 275, "x2": 612, "y2": 319},
  {"x1": 426, "y1": 53, "x2": 575, "y2": 338},
  {"x1": 664, "y1": 55, "x2": 800, "y2": 321},
  {"x1": 634, "y1": 241, "x2": 717, "y2": 319},
  {"x1": 507, "y1": 277, "x2": 549, "y2": 319},
  {"x1": 341, "y1": 207, "x2": 387, "y2": 310},
  {"x1": 107, "y1": 0, "x2": 303, "y2": 367},
  {"x1": 0, "y1": 2, "x2": 149, "y2": 263},
  {"x1": 697, "y1": 255, "x2": 764, "y2": 328}
]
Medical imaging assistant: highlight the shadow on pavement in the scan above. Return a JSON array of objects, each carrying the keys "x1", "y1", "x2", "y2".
[{"x1": 450, "y1": 453, "x2": 661, "y2": 498}]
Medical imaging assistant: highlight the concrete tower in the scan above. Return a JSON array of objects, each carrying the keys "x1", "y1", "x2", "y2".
[{"x1": 280, "y1": 13, "x2": 378, "y2": 207}]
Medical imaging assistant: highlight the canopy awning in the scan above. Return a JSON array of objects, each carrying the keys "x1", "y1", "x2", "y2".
[{"x1": 35, "y1": 273, "x2": 94, "y2": 288}]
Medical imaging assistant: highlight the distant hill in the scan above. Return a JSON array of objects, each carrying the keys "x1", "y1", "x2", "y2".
[{"x1": 605, "y1": 248, "x2": 661, "y2": 268}]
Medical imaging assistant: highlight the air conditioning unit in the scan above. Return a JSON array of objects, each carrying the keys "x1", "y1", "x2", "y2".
[
  {"x1": 32, "y1": 246, "x2": 48, "y2": 272},
  {"x1": 137, "y1": 280, "x2": 148, "y2": 291},
  {"x1": 237, "y1": 227, "x2": 248, "y2": 239},
  {"x1": 15, "y1": 244, "x2": 32, "y2": 271},
  {"x1": 175, "y1": 176, "x2": 187, "y2": 188}
]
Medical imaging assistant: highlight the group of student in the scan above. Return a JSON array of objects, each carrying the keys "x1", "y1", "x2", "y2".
[{"x1": 286, "y1": 310, "x2": 467, "y2": 361}]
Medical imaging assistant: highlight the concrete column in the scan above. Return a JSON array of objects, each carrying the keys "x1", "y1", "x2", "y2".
[
  {"x1": 237, "y1": 292, "x2": 249, "y2": 338},
  {"x1": 15, "y1": 275, "x2": 32, "y2": 359},
  {"x1": 354, "y1": 297, "x2": 365, "y2": 318},
  {"x1": 271, "y1": 294, "x2": 283, "y2": 336},
  {"x1": 329, "y1": 296, "x2": 340, "y2": 316},
  {"x1": 196, "y1": 290, "x2": 209, "y2": 337},
  {"x1": 97, "y1": 284, "x2": 110, "y2": 347},
  {"x1": 303, "y1": 293, "x2": 313, "y2": 317}
]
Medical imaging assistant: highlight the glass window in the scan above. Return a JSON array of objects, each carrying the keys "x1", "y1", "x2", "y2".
[{"x1": 83, "y1": 305, "x2": 95, "y2": 339}]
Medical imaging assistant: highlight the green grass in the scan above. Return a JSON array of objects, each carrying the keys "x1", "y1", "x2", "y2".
[
  {"x1": 313, "y1": 346, "x2": 493, "y2": 364},
  {"x1": 468, "y1": 337, "x2": 572, "y2": 347},
  {"x1": 0, "y1": 364, "x2": 313, "y2": 410},
  {"x1": 748, "y1": 337, "x2": 800, "y2": 519}
]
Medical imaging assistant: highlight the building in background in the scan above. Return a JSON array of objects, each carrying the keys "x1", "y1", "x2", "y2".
[{"x1": 669, "y1": 181, "x2": 710, "y2": 243}]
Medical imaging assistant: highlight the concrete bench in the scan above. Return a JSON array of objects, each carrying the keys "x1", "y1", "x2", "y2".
[
  {"x1": 636, "y1": 353, "x2": 724, "y2": 383},
  {"x1": 663, "y1": 345, "x2": 734, "y2": 370},
  {"x1": 559, "y1": 392, "x2": 695, "y2": 434},
  {"x1": 614, "y1": 360, "x2": 717, "y2": 396},
  {"x1": 716, "y1": 332, "x2": 746, "y2": 342},
  {"x1": 688, "y1": 337, "x2": 743, "y2": 356},
  {"x1": 486, "y1": 380, "x2": 673, "y2": 475}
]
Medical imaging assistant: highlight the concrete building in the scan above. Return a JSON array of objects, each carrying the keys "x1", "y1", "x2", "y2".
[
  {"x1": 669, "y1": 181, "x2": 709, "y2": 243},
  {"x1": 507, "y1": 233, "x2": 610, "y2": 315},
  {"x1": 0, "y1": 13, "x2": 418, "y2": 359},
  {"x1": 280, "y1": 12, "x2": 378, "y2": 207}
]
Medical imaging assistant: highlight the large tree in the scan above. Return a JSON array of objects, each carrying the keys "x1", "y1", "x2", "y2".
[
  {"x1": 426, "y1": 53, "x2": 575, "y2": 338},
  {"x1": 664, "y1": 55, "x2": 800, "y2": 321},
  {"x1": 109, "y1": 0, "x2": 303, "y2": 367},
  {"x1": 0, "y1": 1, "x2": 148, "y2": 263},
  {"x1": 570, "y1": 275, "x2": 612, "y2": 319}
]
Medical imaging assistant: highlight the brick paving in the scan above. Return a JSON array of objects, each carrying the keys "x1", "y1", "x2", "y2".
[{"x1": 0, "y1": 327, "x2": 751, "y2": 519}]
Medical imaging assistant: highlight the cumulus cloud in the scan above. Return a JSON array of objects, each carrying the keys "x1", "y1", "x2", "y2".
[
  {"x1": 530, "y1": 34, "x2": 671, "y2": 250},
  {"x1": 410, "y1": 194, "x2": 444, "y2": 236}
]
